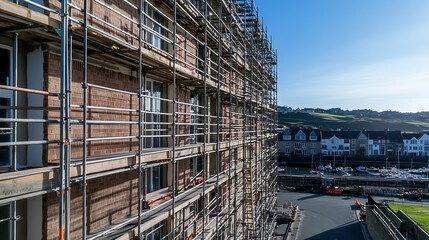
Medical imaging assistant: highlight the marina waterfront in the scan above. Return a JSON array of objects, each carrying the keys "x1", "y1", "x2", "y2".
[{"x1": 278, "y1": 165, "x2": 429, "y2": 180}]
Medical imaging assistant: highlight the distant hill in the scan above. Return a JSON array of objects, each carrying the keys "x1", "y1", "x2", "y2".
[{"x1": 278, "y1": 108, "x2": 429, "y2": 132}]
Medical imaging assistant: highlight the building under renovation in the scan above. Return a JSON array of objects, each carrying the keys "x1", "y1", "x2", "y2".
[{"x1": 0, "y1": 0, "x2": 277, "y2": 239}]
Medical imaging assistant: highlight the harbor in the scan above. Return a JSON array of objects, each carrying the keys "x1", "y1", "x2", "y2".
[
  {"x1": 277, "y1": 174, "x2": 429, "y2": 198},
  {"x1": 278, "y1": 165, "x2": 429, "y2": 179}
]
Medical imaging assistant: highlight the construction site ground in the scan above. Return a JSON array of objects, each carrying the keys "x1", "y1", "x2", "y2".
[{"x1": 277, "y1": 190, "x2": 367, "y2": 240}]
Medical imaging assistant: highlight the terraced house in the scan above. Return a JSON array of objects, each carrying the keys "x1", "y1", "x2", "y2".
[
  {"x1": 0, "y1": 0, "x2": 278, "y2": 239},
  {"x1": 278, "y1": 128, "x2": 407, "y2": 157}
]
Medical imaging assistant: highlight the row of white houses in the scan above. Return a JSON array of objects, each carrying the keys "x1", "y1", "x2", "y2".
[{"x1": 278, "y1": 127, "x2": 429, "y2": 157}]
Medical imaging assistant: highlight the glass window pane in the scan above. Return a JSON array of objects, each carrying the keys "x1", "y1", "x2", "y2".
[
  {"x1": 0, "y1": 204, "x2": 10, "y2": 239},
  {"x1": 0, "y1": 48, "x2": 10, "y2": 86},
  {"x1": 0, "y1": 98, "x2": 11, "y2": 166}
]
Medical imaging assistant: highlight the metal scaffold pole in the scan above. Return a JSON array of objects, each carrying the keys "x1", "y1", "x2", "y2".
[
  {"x1": 172, "y1": 0, "x2": 177, "y2": 239},
  {"x1": 215, "y1": 2, "x2": 222, "y2": 239},
  {"x1": 65, "y1": 11, "x2": 72, "y2": 240},
  {"x1": 59, "y1": 1, "x2": 68, "y2": 239},
  {"x1": 226, "y1": 2, "x2": 233, "y2": 237},
  {"x1": 82, "y1": 0, "x2": 88, "y2": 238},
  {"x1": 202, "y1": 0, "x2": 208, "y2": 238},
  {"x1": 137, "y1": 0, "x2": 144, "y2": 238},
  {"x1": 11, "y1": 9, "x2": 18, "y2": 238}
]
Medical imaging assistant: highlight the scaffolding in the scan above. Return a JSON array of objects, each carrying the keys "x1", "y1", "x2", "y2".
[{"x1": 0, "y1": 0, "x2": 277, "y2": 239}]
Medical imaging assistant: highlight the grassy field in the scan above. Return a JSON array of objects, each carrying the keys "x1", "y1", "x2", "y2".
[
  {"x1": 278, "y1": 112, "x2": 429, "y2": 132},
  {"x1": 388, "y1": 203, "x2": 429, "y2": 233}
]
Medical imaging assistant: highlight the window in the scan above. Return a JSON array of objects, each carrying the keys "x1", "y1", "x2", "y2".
[
  {"x1": 344, "y1": 139, "x2": 350, "y2": 143},
  {"x1": 310, "y1": 143, "x2": 316, "y2": 148},
  {"x1": 0, "y1": 203, "x2": 11, "y2": 239},
  {"x1": 295, "y1": 131, "x2": 306, "y2": 141},
  {"x1": 309, "y1": 131, "x2": 317, "y2": 141},
  {"x1": 146, "y1": 221, "x2": 165, "y2": 240},
  {"x1": 411, "y1": 139, "x2": 417, "y2": 144},
  {"x1": 294, "y1": 142, "x2": 306, "y2": 148},
  {"x1": 196, "y1": 44, "x2": 205, "y2": 74},
  {"x1": 0, "y1": 46, "x2": 12, "y2": 167},
  {"x1": 144, "y1": 80, "x2": 163, "y2": 148},
  {"x1": 147, "y1": 166, "x2": 161, "y2": 193},
  {"x1": 380, "y1": 145, "x2": 385, "y2": 155},
  {"x1": 283, "y1": 134, "x2": 291, "y2": 141},
  {"x1": 338, "y1": 145, "x2": 344, "y2": 150},
  {"x1": 190, "y1": 157, "x2": 203, "y2": 178},
  {"x1": 190, "y1": 93, "x2": 203, "y2": 144},
  {"x1": 321, "y1": 145, "x2": 327, "y2": 150},
  {"x1": 145, "y1": 4, "x2": 167, "y2": 52}
]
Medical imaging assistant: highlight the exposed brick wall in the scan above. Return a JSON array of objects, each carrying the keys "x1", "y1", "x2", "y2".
[
  {"x1": 177, "y1": 158, "x2": 190, "y2": 191},
  {"x1": 44, "y1": 53, "x2": 142, "y2": 163},
  {"x1": 177, "y1": 88, "x2": 191, "y2": 146},
  {"x1": 43, "y1": 171, "x2": 139, "y2": 239},
  {"x1": 176, "y1": 31, "x2": 197, "y2": 72}
]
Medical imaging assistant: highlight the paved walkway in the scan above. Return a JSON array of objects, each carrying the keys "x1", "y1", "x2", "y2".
[{"x1": 278, "y1": 190, "x2": 367, "y2": 240}]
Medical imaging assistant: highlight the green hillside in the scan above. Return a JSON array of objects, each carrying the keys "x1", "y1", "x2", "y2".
[{"x1": 278, "y1": 112, "x2": 429, "y2": 132}]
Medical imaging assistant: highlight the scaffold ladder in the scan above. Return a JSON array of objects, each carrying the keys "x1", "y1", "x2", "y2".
[{"x1": 243, "y1": 160, "x2": 256, "y2": 238}]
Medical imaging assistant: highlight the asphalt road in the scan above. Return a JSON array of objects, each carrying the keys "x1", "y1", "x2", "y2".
[{"x1": 278, "y1": 191, "x2": 367, "y2": 240}]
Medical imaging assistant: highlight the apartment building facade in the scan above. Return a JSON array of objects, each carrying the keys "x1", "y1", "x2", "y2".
[
  {"x1": 277, "y1": 127, "x2": 321, "y2": 156},
  {"x1": 278, "y1": 128, "x2": 410, "y2": 157},
  {"x1": 320, "y1": 131, "x2": 360, "y2": 156},
  {"x1": 0, "y1": 0, "x2": 278, "y2": 239},
  {"x1": 403, "y1": 133, "x2": 429, "y2": 156}
]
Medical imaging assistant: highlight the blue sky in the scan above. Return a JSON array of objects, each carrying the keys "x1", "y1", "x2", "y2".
[{"x1": 255, "y1": 0, "x2": 429, "y2": 113}]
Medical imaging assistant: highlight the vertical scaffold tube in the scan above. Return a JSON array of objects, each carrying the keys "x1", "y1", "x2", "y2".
[
  {"x1": 12, "y1": 33, "x2": 17, "y2": 172},
  {"x1": 202, "y1": 0, "x2": 208, "y2": 238},
  {"x1": 215, "y1": 2, "x2": 222, "y2": 239},
  {"x1": 59, "y1": 1, "x2": 68, "y2": 239},
  {"x1": 171, "y1": 0, "x2": 177, "y2": 239},
  {"x1": 82, "y1": 0, "x2": 88, "y2": 238},
  {"x1": 242, "y1": 1, "x2": 248, "y2": 236},
  {"x1": 11, "y1": 25, "x2": 18, "y2": 240},
  {"x1": 137, "y1": 0, "x2": 144, "y2": 239},
  {"x1": 65, "y1": 21, "x2": 72, "y2": 240}
]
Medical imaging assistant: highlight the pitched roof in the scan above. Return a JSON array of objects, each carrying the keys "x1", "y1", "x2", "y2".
[
  {"x1": 402, "y1": 133, "x2": 422, "y2": 140},
  {"x1": 321, "y1": 130, "x2": 361, "y2": 139},
  {"x1": 278, "y1": 127, "x2": 321, "y2": 141},
  {"x1": 363, "y1": 131, "x2": 403, "y2": 142}
]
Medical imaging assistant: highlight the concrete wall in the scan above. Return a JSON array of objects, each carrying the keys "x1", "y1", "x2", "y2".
[
  {"x1": 27, "y1": 196, "x2": 42, "y2": 240},
  {"x1": 397, "y1": 210, "x2": 429, "y2": 240},
  {"x1": 379, "y1": 206, "x2": 402, "y2": 228},
  {"x1": 366, "y1": 206, "x2": 398, "y2": 240}
]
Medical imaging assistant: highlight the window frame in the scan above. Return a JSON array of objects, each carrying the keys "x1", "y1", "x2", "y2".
[{"x1": 0, "y1": 44, "x2": 13, "y2": 168}]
